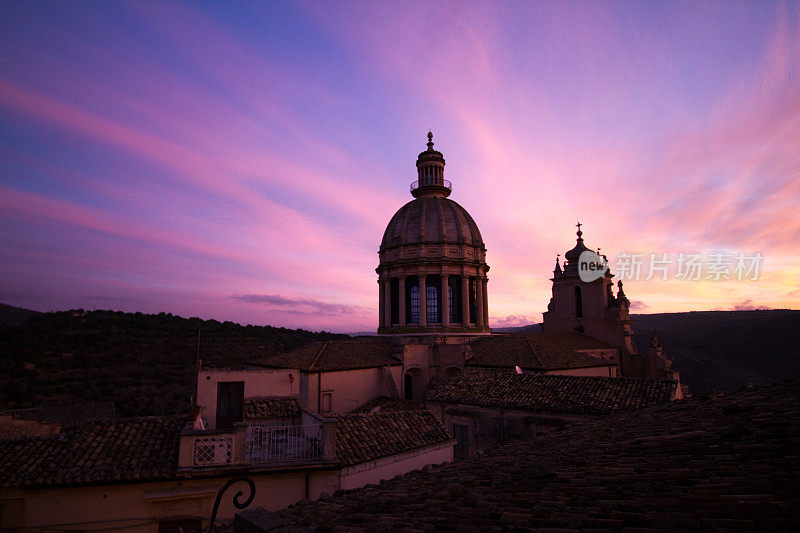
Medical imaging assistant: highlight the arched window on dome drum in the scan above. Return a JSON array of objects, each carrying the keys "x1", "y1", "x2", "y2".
[
  {"x1": 469, "y1": 277, "x2": 477, "y2": 325},
  {"x1": 426, "y1": 275, "x2": 441, "y2": 323},
  {"x1": 406, "y1": 276, "x2": 420, "y2": 324},
  {"x1": 574, "y1": 285, "x2": 583, "y2": 318},
  {"x1": 449, "y1": 275, "x2": 462, "y2": 323},
  {"x1": 390, "y1": 278, "x2": 399, "y2": 325}
]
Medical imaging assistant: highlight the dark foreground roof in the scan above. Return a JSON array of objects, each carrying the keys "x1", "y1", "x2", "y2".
[
  {"x1": 429, "y1": 367, "x2": 677, "y2": 415},
  {"x1": 0, "y1": 416, "x2": 182, "y2": 488},
  {"x1": 253, "y1": 338, "x2": 401, "y2": 371},
  {"x1": 244, "y1": 397, "x2": 302, "y2": 419},
  {"x1": 468, "y1": 332, "x2": 615, "y2": 371},
  {"x1": 264, "y1": 381, "x2": 800, "y2": 531},
  {"x1": 4, "y1": 401, "x2": 115, "y2": 428},
  {"x1": 336, "y1": 410, "x2": 452, "y2": 467}
]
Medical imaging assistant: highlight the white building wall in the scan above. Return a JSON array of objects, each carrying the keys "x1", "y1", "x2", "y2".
[
  {"x1": 339, "y1": 441, "x2": 454, "y2": 491},
  {"x1": 196, "y1": 368, "x2": 299, "y2": 429},
  {"x1": 545, "y1": 365, "x2": 618, "y2": 377}
]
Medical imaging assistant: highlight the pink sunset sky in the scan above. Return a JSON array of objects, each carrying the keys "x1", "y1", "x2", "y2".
[{"x1": 1, "y1": 1, "x2": 798, "y2": 333}]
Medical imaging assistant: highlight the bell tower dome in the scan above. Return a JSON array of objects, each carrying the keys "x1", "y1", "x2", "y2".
[{"x1": 377, "y1": 133, "x2": 490, "y2": 335}]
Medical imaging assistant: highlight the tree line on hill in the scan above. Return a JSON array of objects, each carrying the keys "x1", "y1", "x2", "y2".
[{"x1": 0, "y1": 305, "x2": 346, "y2": 417}]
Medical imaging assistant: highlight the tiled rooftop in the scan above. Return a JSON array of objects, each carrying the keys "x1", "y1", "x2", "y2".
[
  {"x1": 531, "y1": 331, "x2": 613, "y2": 349},
  {"x1": 336, "y1": 410, "x2": 452, "y2": 467},
  {"x1": 0, "y1": 415, "x2": 60, "y2": 440},
  {"x1": 244, "y1": 397, "x2": 302, "y2": 420},
  {"x1": 0, "y1": 416, "x2": 181, "y2": 488},
  {"x1": 253, "y1": 338, "x2": 401, "y2": 372},
  {"x1": 0, "y1": 408, "x2": 451, "y2": 487},
  {"x1": 267, "y1": 380, "x2": 800, "y2": 530},
  {"x1": 349, "y1": 395, "x2": 422, "y2": 414},
  {"x1": 467, "y1": 332, "x2": 615, "y2": 371},
  {"x1": 5, "y1": 401, "x2": 116, "y2": 428},
  {"x1": 429, "y1": 367, "x2": 676, "y2": 415}
]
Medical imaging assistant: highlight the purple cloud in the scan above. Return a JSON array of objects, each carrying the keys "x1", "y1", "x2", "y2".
[{"x1": 232, "y1": 294, "x2": 360, "y2": 316}]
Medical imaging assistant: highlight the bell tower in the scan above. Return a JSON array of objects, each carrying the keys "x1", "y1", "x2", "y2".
[
  {"x1": 542, "y1": 224, "x2": 636, "y2": 354},
  {"x1": 543, "y1": 224, "x2": 682, "y2": 388}
]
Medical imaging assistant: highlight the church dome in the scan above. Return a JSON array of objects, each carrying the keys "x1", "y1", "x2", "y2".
[
  {"x1": 376, "y1": 133, "x2": 490, "y2": 335},
  {"x1": 380, "y1": 196, "x2": 484, "y2": 251}
]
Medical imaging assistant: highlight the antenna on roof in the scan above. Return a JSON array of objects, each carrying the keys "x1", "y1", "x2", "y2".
[{"x1": 192, "y1": 327, "x2": 202, "y2": 405}]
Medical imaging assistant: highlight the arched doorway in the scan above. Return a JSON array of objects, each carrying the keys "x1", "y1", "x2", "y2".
[
  {"x1": 404, "y1": 367, "x2": 424, "y2": 402},
  {"x1": 444, "y1": 366, "x2": 462, "y2": 381}
]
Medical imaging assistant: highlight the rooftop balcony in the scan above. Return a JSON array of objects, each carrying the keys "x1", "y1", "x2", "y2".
[{"x1": 178, "y1": 413, "x2": 337, "y2": 469}]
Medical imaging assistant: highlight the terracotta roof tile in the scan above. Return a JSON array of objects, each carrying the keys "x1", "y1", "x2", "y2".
[
  {"x1": 349, "y1": 396, "x2": 423, "y2": 414},
  {"x1": 429, "y1": 367, "x2": 676, "y2": 415},
  {"x1": 254, "y1": 338, "x2": 401, "y2": 372},
  {"x1": 266, "y1": 381, "x2": 800, "y2": 530},
  {"x1": 468, "y1": 333, "x2": 615, "y2": 371},
  {"x1": 530, "y1": 331, "x2": 613, "y2": 349},
  {"x1": 5, "y1": 401, "x2": 115, "y2": 428},
  {"x1": 0, "y1": 416, "x2": 181, "y2": 488},
  {"x1": 244, "y1": 397, "x2": 302, "y2": 420},
  {"x1": 0, "y1": 415, "x2": 60, "y2": 440},
  {"x1": 336, "y1": 410, "x2": 452, "y2": 467}
]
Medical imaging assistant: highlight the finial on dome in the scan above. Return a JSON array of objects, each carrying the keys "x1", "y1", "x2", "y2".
[
  {"x1": 427, "y1": 131, "x2": 434, "y2": 150},
  {"x1": 576, "y1": 221, "x2": 583, "y2": 239}
]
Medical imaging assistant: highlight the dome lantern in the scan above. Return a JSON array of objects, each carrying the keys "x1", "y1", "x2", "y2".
[{"x1": 411, "y1": 132, "x2": 451, "y2": 198}]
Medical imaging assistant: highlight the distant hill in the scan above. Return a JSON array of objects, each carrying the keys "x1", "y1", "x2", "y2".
[
  {"x1": 0, "y1": 307, "x2": 346, "y2": 417},
  {"x1": 631, "y1": 310, "x2": 800, "y2": 394},
  {"x1": 0, "y1": 303, "x2": 40, "y2": 326},
  {"x1": 491, "y1": 324, "x2": 542, "y2": 333}
]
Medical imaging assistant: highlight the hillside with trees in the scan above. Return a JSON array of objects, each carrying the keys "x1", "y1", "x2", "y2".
[
  {"x1": 0, "y1": 307, "x2": 346, "y2": 417},
  {"x1": 631, "y1": 310, "x2": 800, "y2": 394}
]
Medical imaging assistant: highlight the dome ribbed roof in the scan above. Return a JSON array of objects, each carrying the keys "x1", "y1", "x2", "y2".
[{"x1": 380, "y1": 196, "x2": 484, "y2": 250}]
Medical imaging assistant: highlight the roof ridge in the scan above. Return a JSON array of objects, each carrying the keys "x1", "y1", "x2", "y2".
[
  {"x1": 245, "y1": 395, "x2": 299, "y2": 401},
  {"x1": 339, "y1": 409, "x2": 429, "y2": 419},
  {"x1": 523, "y1": 336, "x2": 542, "y2": 369},
  {"x1": 309, "y1": 340, "x2": 330, "y2": 371}
]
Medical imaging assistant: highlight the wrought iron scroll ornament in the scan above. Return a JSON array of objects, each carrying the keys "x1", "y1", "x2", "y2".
[{"x1": 206, "y1": 475, "x2": 256, "y2": 532}]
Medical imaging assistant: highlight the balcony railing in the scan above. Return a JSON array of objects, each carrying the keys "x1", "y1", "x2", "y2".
[
  {"x1": 246, "y1": 424, "x2": 322, "y2": 464},
  {"x1": 410, "y1": 179, "x2": 452, "y2": 193},
  {"x1": 179, "y1": 418, "x2": 337, "y2": 469},
  {"x1": 193, "y1": 434, "x2": 233, "y2": 466}
]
